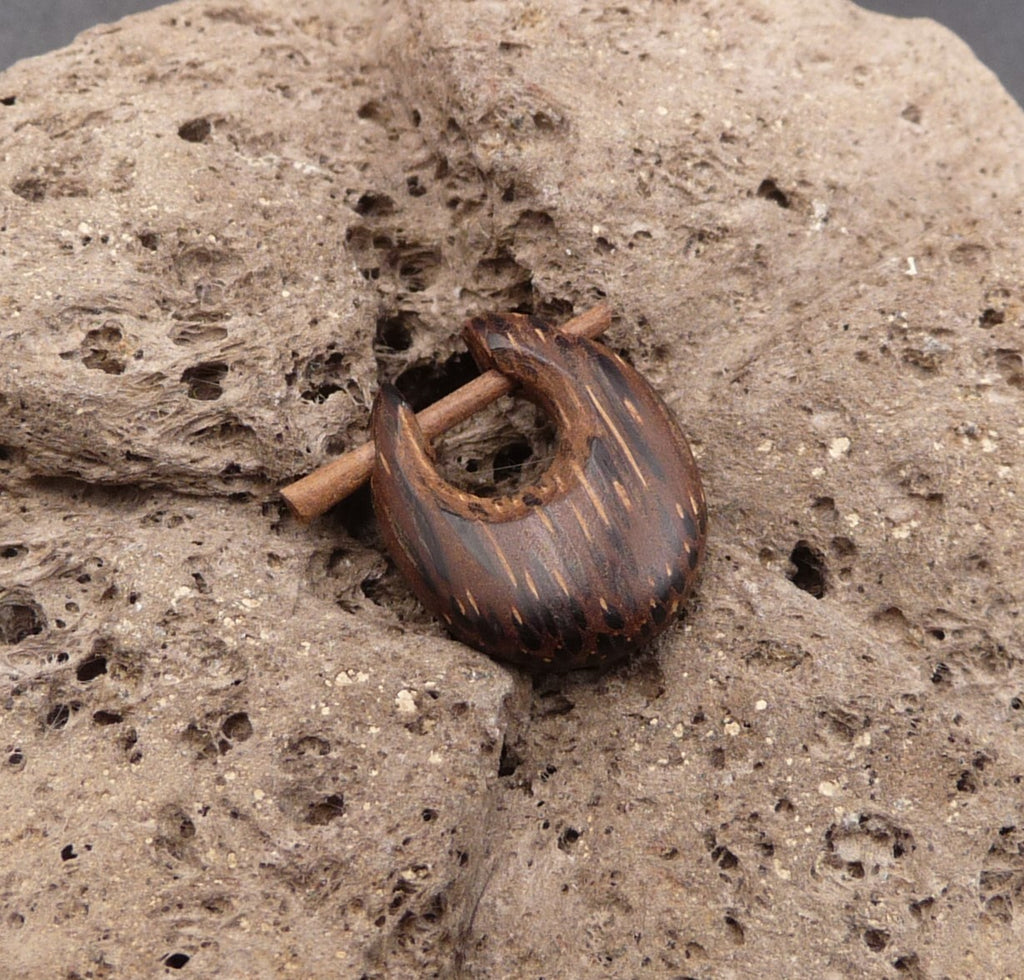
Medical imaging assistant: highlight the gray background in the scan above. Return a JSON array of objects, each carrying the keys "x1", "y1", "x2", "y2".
[{"x1": 0, "y1": 0, "x2": 1022, "y2": 108}]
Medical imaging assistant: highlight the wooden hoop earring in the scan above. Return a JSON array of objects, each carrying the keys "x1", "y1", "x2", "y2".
[{"x1": 370, "y1": 313, "x2": 707, "y2": 671}]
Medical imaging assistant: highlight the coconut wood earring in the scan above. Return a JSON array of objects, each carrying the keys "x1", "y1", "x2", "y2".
[{"x1": 369, "y1": 312, "x2": 707, "y2": 671}]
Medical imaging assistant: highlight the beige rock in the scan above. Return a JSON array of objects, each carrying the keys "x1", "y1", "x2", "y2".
[{"x1": 1, "y1": 0, "x2": 1022, "y2": 976}]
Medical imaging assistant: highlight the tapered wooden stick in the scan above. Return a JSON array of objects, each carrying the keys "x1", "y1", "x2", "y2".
[{"x1": 280, "y1": 302, "x2": 613, "y2": 522}]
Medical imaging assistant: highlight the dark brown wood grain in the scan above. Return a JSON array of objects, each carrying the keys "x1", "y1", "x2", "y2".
[
  {"x1": 370, "y1": 313, "x2": 708, "y2": 671},
  {"x1": 279, "y1": 303, "x2": 611, "y2": 522}
]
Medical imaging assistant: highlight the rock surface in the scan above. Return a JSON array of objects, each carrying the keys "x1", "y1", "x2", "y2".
[{"x1": 1, "y1": 0, "x2": 1022, "y2": 976}]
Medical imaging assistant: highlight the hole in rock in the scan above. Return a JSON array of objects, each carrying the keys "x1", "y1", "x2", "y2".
[
  {"x1": 0, "y1": 596, "x2": 46, "y2": 644},
  {"x1": 11, "y1": 177, "x2": 47, "y2": 201},
  {"x1": 76, "y1": 656, "x2": 108, "y2": 682},
  {"x1": 60, "y1": 844, "x2": 77, "y2": 861},
  {"x1": 713, "y1": 846, "x2": 739, "y2": 869},
  {"x1": 45, "y1": 704, "x2": 73, "y2": 729},
  {"x1": 359, "y1": 574, "x2": 389, "y2": 606},
  {"x1": 291, "y1": 735, "x2": 331, "y2": 756},
  {"x1": 394, "y1": 246, "x2": 441, "y2": 292},
  {"x1": 724, "y1": 915, "x2": 745, "y2": 945},
  {"x1": 307, "y1": 793, "x2": 346, "y2": 825},
  {"x1": 909, "y1": 898, "x2": 934, "y2": 920},
  {"x1": 978, "y1": 308, "x2": 1005, "y2": 328},
  {"x1": 394, "y1": 351, "x2": 477, "y2": 412},
  {"x1": 331, "y1": 482, "x2": 376, "y2": 544},
  {"x1": 756, "y1": 178, "x2": 791, "y2": 208},
  {"x1": 300, "y1": 382, "x2": 344, "y2": 404},
  {"x1": 169, "y1": 322, "x2": 229, "y2": 346},
  {"x1": 374, "y1": 313, "x2": 415, "y2": 351},
  {"x1": 178, "y1": 117, "x2": 211, "y2": 142},
  {"x1": 356, "y1": 99, "x2": 384, "y2": 121},
  {"x1": 202, "y1": 895, "x2": 232, "y2": 915},
  {"x1": 300, "y1": 349, "x2": 349, "y2": 403},
  {"x1": 557, "y1": 827, "x2": 581, "y2": 851},
  {"x1": 956, "y1": 771, "x2": 978, "y2": 793},
  {"x1": 515, "y1": 209, "x2": 554, "y2": 234},
  {"x1": 181, "y1": 361, "x2": 228, "y2": 400},
  {"x1": 894, "y1": 953, "x2": 921, "y2": 973},
  {"x1": 492, "y1": 439, "x2": 534, "y2": 486},
  {"x1": 830, "y1": 536, "x2": 856, "y2": 556},
  {"x1": 863, "y1": 928, "x2": 889, "y2": 952},
  {"x1": 93, "y1": 710, "x2": 123, "y2": 725},
  {"x1": 788, "y1": 541, "x2": 827, "y2": 598},
  {"x1": 498, "y1": 741, "x2": 522, "y2": 777},
  {"x1": 162, "y1": 952, "x2": 191, "y2": 969},
  {"x1": 221, "y1": 712, "x2": 253, "y2": 741},
  {"x1": 354, "y1": 192, "x2": 395, "y2": 217}
]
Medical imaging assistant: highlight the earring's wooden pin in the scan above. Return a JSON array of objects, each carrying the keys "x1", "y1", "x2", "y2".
[{"x1": 279, "y1": 302, "x2": 613, "y2": 523}]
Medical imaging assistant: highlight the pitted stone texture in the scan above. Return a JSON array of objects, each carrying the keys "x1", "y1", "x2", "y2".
[
  {"x1": 1, "y1": 0, "x2": 1023, "y2": 977},
  {"x1": 0, "y1": 3, "x2": 384, "y2": 493}
]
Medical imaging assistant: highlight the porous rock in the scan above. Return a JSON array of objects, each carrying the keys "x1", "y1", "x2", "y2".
[{"x1": 1, "y1": 0, "x2": 1022, "y2": 976}]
